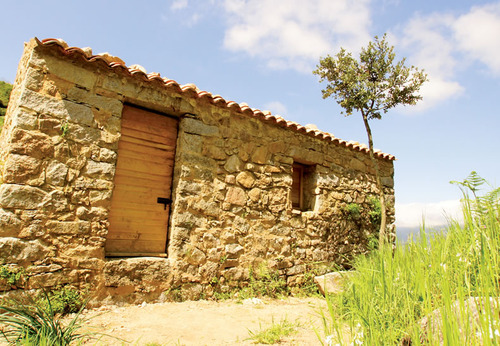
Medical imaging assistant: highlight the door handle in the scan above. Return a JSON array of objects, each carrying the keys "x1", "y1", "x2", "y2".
[{"x1": 157, "y1": 197, "x2": 172, "y2": 210}]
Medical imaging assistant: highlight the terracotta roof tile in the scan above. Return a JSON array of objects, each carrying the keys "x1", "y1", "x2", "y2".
[{"x1": 37, "y1": 38, "x2": 395, "y2": 161}]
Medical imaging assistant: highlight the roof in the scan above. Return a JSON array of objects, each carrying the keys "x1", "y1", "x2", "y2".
[{"x1": 35, "y1": 38, "x2": 395, "y2": 161}]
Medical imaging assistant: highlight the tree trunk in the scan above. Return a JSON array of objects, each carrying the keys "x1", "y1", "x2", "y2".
[{"x1": 361, "y1": 112, "x2": 388, "y2": 247}]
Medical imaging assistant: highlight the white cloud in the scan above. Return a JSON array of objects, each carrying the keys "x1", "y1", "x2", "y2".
[
  {"x1": 407, "y1": 75, "x2": 464, "y2": 112},
  {"x1": 396, "y1": 200, "x2": 462, "y2": 228},
  {"x1": 170, "y1": 0, "x2": 188, "y2": 11},
  {"x1": 395, "y1": 14, "x2": 465, "y2": 110},
  {"x1": 395, "y1": 2, "x2": 500, "y2": 110},
  {"x1": 263, "y1": 101, "x2": 287, "y2": 116},
  {"x1": 453, "y1": 2, "x2": 500, "y2": 75},
  {"x1": 221, "y1": 0, "x2": 372, "y2": 72}
]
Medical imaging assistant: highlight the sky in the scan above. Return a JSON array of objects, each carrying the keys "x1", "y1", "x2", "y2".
[{"x1": 1, "y1": 0, "x2": 499, "y2": 235}]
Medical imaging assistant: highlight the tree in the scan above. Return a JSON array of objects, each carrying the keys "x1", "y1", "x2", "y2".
[{"x1": 313, "y1": 34, "x2": 427, "y2": 246}]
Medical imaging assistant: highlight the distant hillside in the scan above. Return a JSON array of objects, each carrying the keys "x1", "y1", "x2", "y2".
[{"x1": 396, "y1": 225, "x2": 448, "y2": 243}]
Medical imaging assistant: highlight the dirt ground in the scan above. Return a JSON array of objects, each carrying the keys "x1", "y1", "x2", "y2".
[{"x1": 80, "y1": 297, "x2": 329, "y2": 345}]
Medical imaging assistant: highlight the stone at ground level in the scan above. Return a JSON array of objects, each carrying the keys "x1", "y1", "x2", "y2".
[{"x1": 314, "y1": 271, "x2": 355, "y2": 295}]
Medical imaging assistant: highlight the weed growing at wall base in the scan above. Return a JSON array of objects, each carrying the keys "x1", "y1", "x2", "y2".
[
  {"x1": 321, "y1": 172, "x2": 500, "y2": 345},
  {"x1": 247, "y1": 318, "x2": 299, "y2": 344},
  {"x1": 0, "y1": 292, "x2": 90, "y2": 345},
  {"x1": 36, "y1": 285, "x2": 85, "y2": 315},
  {"x1": 0, "y1": 264, "x2": 25, "y2": 287}
]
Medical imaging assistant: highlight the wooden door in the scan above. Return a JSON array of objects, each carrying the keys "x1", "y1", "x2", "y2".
[{"x1": 105, "y1": 105, "x2": 178, "y2": 256}]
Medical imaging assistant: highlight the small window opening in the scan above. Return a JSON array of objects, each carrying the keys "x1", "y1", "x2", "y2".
[{"x1": 291, "y1": 162, "x2": 316, "y2": 211}]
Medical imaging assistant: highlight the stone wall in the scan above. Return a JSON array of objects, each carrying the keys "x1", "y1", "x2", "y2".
[{"x1": 0, "y1": 39, "x2": 395, "y2": 304}]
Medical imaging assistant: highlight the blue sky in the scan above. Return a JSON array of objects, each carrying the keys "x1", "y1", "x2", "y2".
[{"x1": 1, "y1": 0, "x2": 499, "y2": 230}]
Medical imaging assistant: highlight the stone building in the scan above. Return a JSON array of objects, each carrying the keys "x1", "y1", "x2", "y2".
[{"x1": 0, "y1": 38, "x2": 395, "y2": 303}]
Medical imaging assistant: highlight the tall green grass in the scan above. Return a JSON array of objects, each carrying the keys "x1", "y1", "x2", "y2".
[
  {"x1": 0, "y1": 292, "x2": 89, "y2": 345},
  {"x1": 322, "y1": 172, "x2": 500, "y2": 345}
]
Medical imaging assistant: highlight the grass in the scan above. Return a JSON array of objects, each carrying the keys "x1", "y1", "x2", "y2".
[
  {"x1": 321, "y1": 172, "x2": 500, "y2": 345},
  {"x1": 0, "y1": 291, "x2": 90, "y2": 345},
  {"x1": 247, "y1": 318, "x2": 300, "y2": 344}
]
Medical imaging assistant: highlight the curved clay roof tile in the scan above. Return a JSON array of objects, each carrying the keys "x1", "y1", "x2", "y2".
[
  {"x1": 41, "y1": 38, "x2": 68, "y2": 48},
  {"x1": 35, "y1": 37, "x2": 395, "y2": 161}
]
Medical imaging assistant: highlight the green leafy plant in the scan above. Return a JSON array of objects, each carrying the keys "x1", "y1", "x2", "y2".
[
  {"x1": 37, "y1": 286, "x2": 85, "y2": 315},
  {"x1": 0, "y1": 264, "x2": 25, "y2": 287},
  {"x1": 219, "y1": 255, "x2": 228, "y2": 264},
  {"x1": 247, "y1": 318, "x2": 299, "y2": 344},
  {"x1": 0, "y1": 292, "x2": 90, "y2": 345},
  {"x1": 60, "y1": 121, "x2": 69, "y2": 138},
  {"x1": 367, "y1": 195, "x2": 382, "y2": 228},
  {"x1": 239, "y1": 264, "x2": 289, "y2": 299},
  {"x1": 343, "y1": 203, "x2": 362, "y2": 220}
]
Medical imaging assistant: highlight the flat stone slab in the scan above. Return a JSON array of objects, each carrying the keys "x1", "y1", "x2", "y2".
[{"x1": 314, "y1": 271, "x2": 355, "y2": 295}]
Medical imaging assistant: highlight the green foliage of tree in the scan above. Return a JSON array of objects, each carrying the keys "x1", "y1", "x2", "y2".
[
  {"x1": 0, "y1": 80, "x2": 13, "y2": 117},
  {"x1": 313, "y1": 34, "x2": 427, "y2": 246}
]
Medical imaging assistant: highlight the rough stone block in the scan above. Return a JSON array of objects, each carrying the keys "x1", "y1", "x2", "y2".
[
  {"x1": 40, "y1": 190, "x2": 69, "y2": 213},
  {"x1": 317, "y1": 174, "x2": 340, "y2": 188},
  {"x1": 24, "y1": 67, "x2": 44, "y2": 91},
  {"x1": 65, "y1": 123, "x2": 101, "y2": 145},
  {"x1": 0, "y1": 237, "x2": 52, "y2": 266},
  {"x1": 248, "y1": 188, "x2": 261, "y2": 202},
  {"x1": 251, "y1": 146, "x2": 269, "y2": 164},
  {"x1": 182, "y1": 118, "x2": 219, "y2": 136},
  {"x1": 45, "y1": 160, "x2": 69, "y2": 186},
  {"x1": 10, "y1": 108, "x2": 38, "y2": 130},
  {"x1": 0, "y1": 184, "x2": 47, "y2": 209},
  {"x1": 225, "y1": 187, "x2": 246, "y2": 206},
  {"x1": 224, "y1": 155, "x2": 242, "y2": 173},
  {"x1": 0, "y1": 209, "x2": 22, "y2": 237},
  {"x1": 236, "y1": 171, "x2": 255, "y2": 189},
  {"x1": 103, "y1": 257, "x2": 171, "y2": 287},
  {"x1": 47, "y1": 221, "x2": 91, "y2": 235},
  {"x1": 202, "y1": 145, "x2": 226, "y2": 160},
  {"x1": 177, "y1": 180, "x2": 202, "y2": 195},
  {"x1": 181, "y1": 133, "x2": 202, "y2": 153},
  {"x1": 381, "y1": 176, "x2": 394, "y2": 187},
  {"x1": 3, "y1": 154, "x2": 43, "y2": 185},
  {"x1": 89, "y1": 190, "x2": 113, "y2": 208},
  {"x1": 41, "y1": 55, "x2": 97, "y2": 89},
  {"x1": 9, "y1": 128, "x2": 54, "y2": 159},
  {"x1": 19, "y1": 89, "x2": 94, "y2": 126},
  {"x1": 185, "y1": 246, "x2": 207, "y2": 265},
  {"x1": 268, "y1": 141, "x2": 286, "y2": 154},
  {"x1": 225, "y1": 244, "x2": 244, "y2": 258},
  {"x1": 287, "y1": 264, "x2": 305, "y2": 276},
  {"x1": 29, "y1": 270, "x2": 78, "y2": 288},
  {"x1": 314, "y1": 271, "x2": 355, "y2": 295},
  {"x1": 68, "y1": 86, "x2": 123, "y2": 115},
  {"x1": 84, "y1": 160, "x2": 115, "y2": 180}
]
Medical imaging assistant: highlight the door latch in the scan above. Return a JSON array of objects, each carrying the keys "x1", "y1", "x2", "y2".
[{"x1": 157, "y1": 197, "x2": 172, "y2": 210}]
